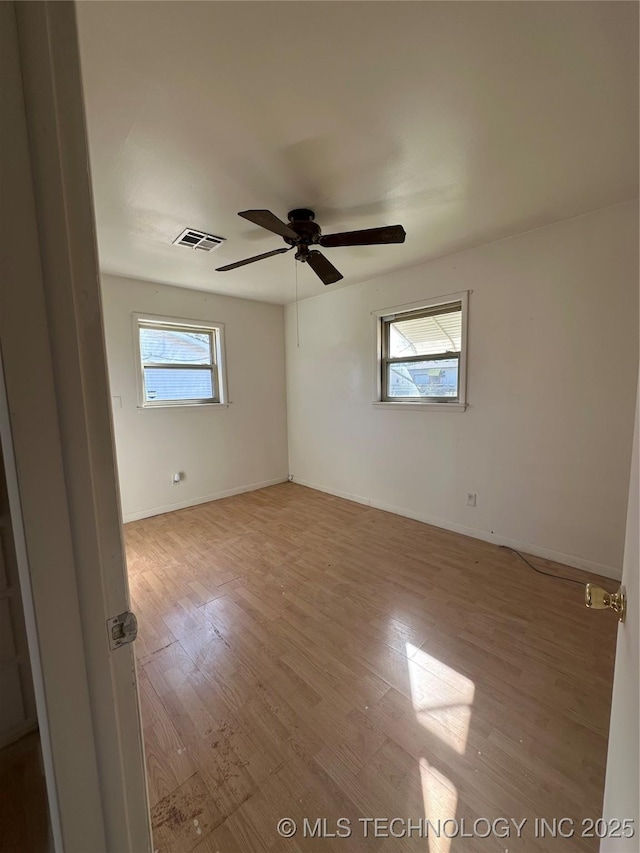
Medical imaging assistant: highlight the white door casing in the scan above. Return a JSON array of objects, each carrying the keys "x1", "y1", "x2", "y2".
[{"x1": 0, "y1": 2, "x2": 151, "y2": 851}]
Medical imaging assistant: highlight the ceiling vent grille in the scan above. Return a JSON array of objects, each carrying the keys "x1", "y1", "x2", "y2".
[{"x1": 173, "y1": 228, "x2": 226, "y2": 252}]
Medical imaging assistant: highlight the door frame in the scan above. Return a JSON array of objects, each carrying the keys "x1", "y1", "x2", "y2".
[{"x1": 0, "y1": 2, "x2": 151, "y2": 851}]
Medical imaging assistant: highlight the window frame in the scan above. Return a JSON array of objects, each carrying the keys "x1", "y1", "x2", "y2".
[
  {"x1": 132, "y1": 313, "x2": 228, "y2": 409},
  {"x1": 373, "y1": 291, "x2": 469, "y2": 410}
]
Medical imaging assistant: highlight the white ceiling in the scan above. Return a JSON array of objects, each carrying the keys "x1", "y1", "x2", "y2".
[{"x1": 76, "y1": 1, "x2": 638, "y2": 304}]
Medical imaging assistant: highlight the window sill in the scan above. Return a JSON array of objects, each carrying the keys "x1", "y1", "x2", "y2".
[
  {"x1": 372, "y1": 401, "x2": 467, "y2": 411},
  {"x1": 136, "y1": 402, "x2": 230, "y2": 410}
]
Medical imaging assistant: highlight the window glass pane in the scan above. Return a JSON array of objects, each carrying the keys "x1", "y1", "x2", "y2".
[
  {"x1": 140, "y1": 327, "x2": 212, "y2": 365},
  {"x1": 144, "y1": 368, "x2": 214, "y2": 401},
  {"x1": 387, "y1": 358, "x2": 459, "y2": 398},
  {"x1": 388, "y1": 307, "x2": 461, "y2": 357}
]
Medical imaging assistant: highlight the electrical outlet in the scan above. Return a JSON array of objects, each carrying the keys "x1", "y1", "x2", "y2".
[
  {"x1": 466, "y1": 492, "x2": 476, "y2": 507},
  {"x1": 172, "y1": 472, "x2": 182, "y2": 484}
]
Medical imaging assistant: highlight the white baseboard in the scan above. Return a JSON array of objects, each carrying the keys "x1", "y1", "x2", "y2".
[
  {"x1": 122, "y1": 476, "x2": 288, "y2": 523},
  {"x1": 292, "y1": 477, "x2": 622, "y2": 581},
  {"x1": 294, "y1": 478, "x2": 372, "y2": 508}
]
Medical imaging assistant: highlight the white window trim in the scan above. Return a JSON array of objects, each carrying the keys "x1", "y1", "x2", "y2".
[
  {"x1": 132, "y1": 312, "x2": 229, "y2": 409},
  {"x1": 372, "y1": 291, "x2": 469, "y2": 410}
]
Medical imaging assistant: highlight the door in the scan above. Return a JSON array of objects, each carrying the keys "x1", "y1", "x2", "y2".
[
  {"x1": 601, "y1": 386, "x2": 639, "y2": 853},
  {"x1": 0, "y1": 2, "x2": 151, "y2": 851}
]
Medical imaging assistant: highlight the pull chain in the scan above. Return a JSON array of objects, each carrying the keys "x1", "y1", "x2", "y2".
[{"x1": 295, "y1": 260, "x2": 300, "y2": 348}]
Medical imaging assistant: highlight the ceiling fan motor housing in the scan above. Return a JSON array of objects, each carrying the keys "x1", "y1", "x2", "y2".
[
  {"x1": 287, "y1": 208, "x2": 315, "y2": 222},
  {"x1": 284, "y1": 209, "x2": 321, "y2": 247}
]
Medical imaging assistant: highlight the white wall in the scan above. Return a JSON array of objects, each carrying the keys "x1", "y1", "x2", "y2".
[
  {"x1": 601, "y1": 386, "x2": 638, "y2": 852},
  {"x1": 286, "y1": 201, "x2": 639, "y2": 578},
  {"x1": 102, "y1": 274, "x2": 288, "y2": 521}
]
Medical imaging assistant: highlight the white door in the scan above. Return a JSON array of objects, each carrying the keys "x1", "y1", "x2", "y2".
[
  {"x1": 0, "y1": 2, "x2": 151, "y2": 851},
  {"x1": 601, "y1": 387, "x2": 639, "y2": 853}
]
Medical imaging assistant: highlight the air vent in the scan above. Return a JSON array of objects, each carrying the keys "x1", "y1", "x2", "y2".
[{"x1": 173, "y1": 228, "x2": 226, "y2": 252}]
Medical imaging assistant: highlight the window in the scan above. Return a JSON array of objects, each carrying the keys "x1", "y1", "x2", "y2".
[
  {"x1": 134, "y1": 314, "x2": 227, "y2": 407},
  {"x1": 375, "y1": 292, "x2": 468, "y2": 407}
]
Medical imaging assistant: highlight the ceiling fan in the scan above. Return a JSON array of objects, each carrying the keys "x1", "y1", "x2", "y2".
[{"x1": 215, "y1": 209, "x2": 406, "y2": 285}]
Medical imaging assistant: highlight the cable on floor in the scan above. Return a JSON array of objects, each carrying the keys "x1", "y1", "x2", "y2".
[{"x1": 499, "y1": 545, "x2": 585, "y2": 587}]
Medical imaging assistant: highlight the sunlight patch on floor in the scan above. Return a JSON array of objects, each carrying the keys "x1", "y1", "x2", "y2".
[
  {"x1": 406, "y1": 642, "x2": 475, "y2": 754},
  {"x1": 419, "y1": 757, "x2": 459, "y2": 853},
  {"x1": 406, "y1": 643, "x2": 476, "y2": 852}
]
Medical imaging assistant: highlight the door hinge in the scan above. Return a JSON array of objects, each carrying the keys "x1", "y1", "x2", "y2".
[{"x1": 107, "y1": 610, "x2": 138, "y2": 650}]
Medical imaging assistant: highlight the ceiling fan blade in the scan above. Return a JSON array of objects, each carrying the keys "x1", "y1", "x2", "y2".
[
  {"x1": 305, "y1": 250, "x2": 343, "y2": 286},
  {"x1": 238, "y1": 209, "x2": 298, "y2": 239},
  {"x1": 216, "y1": 247, "x2": 291, "y2": 272},
  {"x1": 319, "y1": 224, "x2": 406, "y2": 248}
]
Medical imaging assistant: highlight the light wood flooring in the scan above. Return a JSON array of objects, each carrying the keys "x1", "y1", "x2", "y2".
[{"x1": 126, "y1": 483, "x2": 617, "y2": 853}]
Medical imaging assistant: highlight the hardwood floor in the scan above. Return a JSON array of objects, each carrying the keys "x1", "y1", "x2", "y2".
[
  {"x1": 125, "y1": 483, "x2": 617, "y2": 853},
  {"x1": 0, "y1": 731, "x2": 51, "y2": 853}
]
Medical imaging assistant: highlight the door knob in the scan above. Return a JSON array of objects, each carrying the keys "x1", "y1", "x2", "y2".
[{"x1": 585, "y1": 584, "x2": 626, "y2": 623}]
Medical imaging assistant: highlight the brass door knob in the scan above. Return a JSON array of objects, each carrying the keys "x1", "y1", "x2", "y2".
[{"x1": 585, "y1": 584, "x2": 626, "y2": 622}]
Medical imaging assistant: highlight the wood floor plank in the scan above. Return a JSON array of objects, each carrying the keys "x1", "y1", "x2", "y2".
[
  {"x1": 150, "y1": 772, "x2": 219, "y2": 853},
  {"x1": 127, "y1": 483, "x2": 617, "y2": 852}
]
